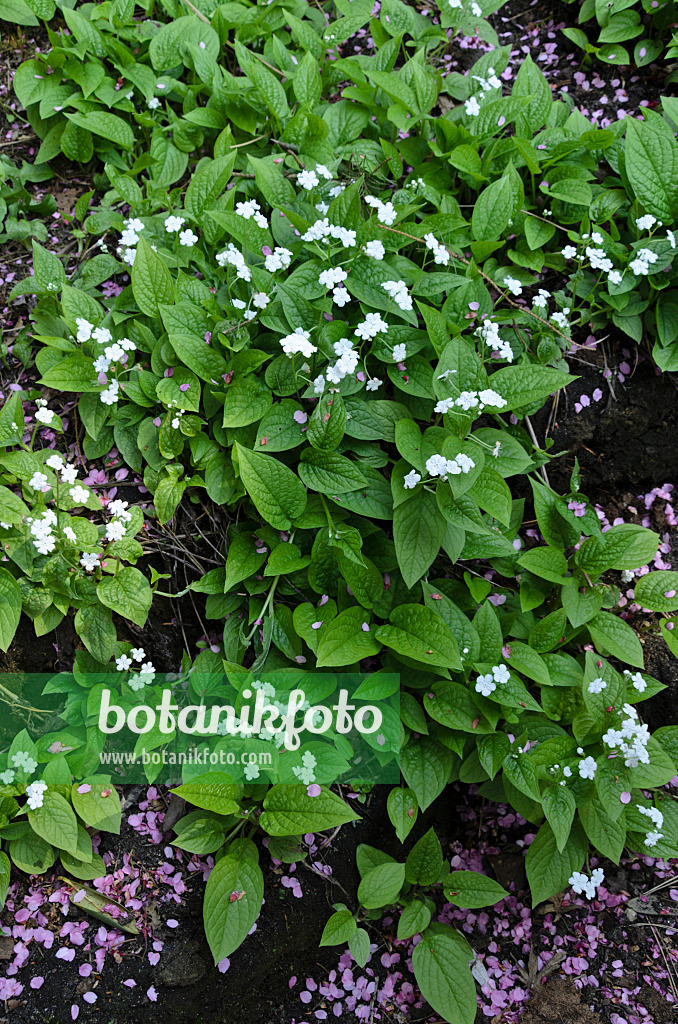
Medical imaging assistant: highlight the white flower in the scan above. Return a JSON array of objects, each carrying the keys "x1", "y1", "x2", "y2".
[
  {"x1": 333, "y1": 287, "x2": 350, "y2": 307},
  {"x1": 382, "y1": 280, "x2": 412, "y2": 312},
  {"x1": 532, "y1": 288, "x2": 551, "y2": 308},
  {"x1": 636, "y1": 214, "x2": 657, "y2": 231},
  {"x1": 608, "y1": 270, "x2": 622, "y2": 285},
  {"x1": 644, "y1": 831, "x2": 663, "y2": 847},
  {"x1": 364, "y1": 240, "x2": 385, "y2": 260},
  {"x1": 106, "y1": 520, "x2": 127, "y2": 542},
  {"x1": 471, "y1": 1, "x2": 482, "y2": 13},
  {"x1": 46, "y1": 454, "x2": 64, "y2": 471},
  {"x1": 75, "y1": 318, "x2": 93, "y2": 343},
  {"x1": 392, "y1": 343, "x2": 407, "y2": 362},
  {"x1": 503, "y1": 276, "x2": 523, "y2": 296},
  {"x1": 586, "y1": 246, "x2": 613, "y2": 273},
  {"x1": 116, "y1": 654, "x2": 133, "y2": 671},
  {"x1": 128, "y1": 675, "x2": 146, "y2": 692},
  {"x1": 297, "y1": 169, "x2": 319, "y2": 190},
  {"x1": 216, "y1": 244, "x2": 252, "y2": 281},
  {"x1": 0, "y1": 770, "x2": 14, "y2": 784},
  {"x1": 179, "y1": 229, "x2": 198, "y2": 247},
  {"x1": 165, "y1": 215, "x2": 185, "y2": 233},
  {"x1": 426, "y1": 454, "x2": 450, "y2": 478},
  {"x1": 638, "y1": 805, "x2": 664, "y2": 830},
  {"x1": 587, "y1": 677, "x2": 607, "y2": 694},
  {"x1": 25, "y1": 780, "x2": 48, "y2": 811},
  {"x1": 61, "y1": 464, "x2": 78, "y2": 484},
  {"x1": 119, "y1": 227, "x2": 139, "y2": 248},
  {"x1": 264, "y1": 247, "x2": 292, "y2": 273},
  {"x1": 235, "y1": 200, "x2": 261, "y2": 220},
  {"x1": 492, "y1": 664, "x2": 510, "y2": 684},
  {"x1": 424, "y1": 233, "x2": 450, "y2": 266},
  {"x1": 244, "y1": 762, "x2": 260, "y2": 781},
  {"x1": 366, "y1": 378, "x2": 381, "y2": 391},
  {"x1": 139, "y1": 661, "x2": 156, "y2": 679},
  {"x1": 561, "y1": 245, "x2": 578, "y2": 259},
  {"x1": 455, "y1": 390, "x2": 480, "y2": 411},
  {"x1": 569, "y1": 868, "x2": 604, "y2": 899},
  {"x1": 280, "y1": 329, "x2": 317, "y2": 359},
  {"x1": 563, "y1": 766, "x2": 572, "y2": 778},
  {"x1": 465, "y1": 96, "x2": 481, "y2": 117},
  {"x1": 70, "y1": 485, "x2": 89, "y2": 505},
  {"x1": 313, "y1": 375, "x2": 326, "y2": 395},
  {"x1": 403, "y1": 470, "x2": 421, "y2": 489},
  {"x1": 79, "y1": 553, "x2": 100, "y2": 572},
  {"x1": 475, "y1": 674, "x2": 496, "y2": 696},
  {"x1": 12, "y1": 751, "x2": 37, "y2": 774},
  {"x1": 578, "y1": 756, "x2": 597, "y2": 780},
  {"x1": 354, "y1": 313, "x2": 388, "y2": 341},
  {"x1": 148, "y1": 97, "x2": 161, "y2": 109},
  {"x1": 131, "y1": 648, "x2": 146, "y2": 662},
  {"x1": 629, "y1": 672, "x2": 646, "y2": 693},
  {"x1": 667, "y1": 230, "x2": 676, "y2": 249},
  {"x1": 108, "y1": 499, "x2": 132, "y2": 521},
  {"x1": 478, "y1": 388, "x2": 507, "y2": 409},
  {"x1": 252, "y1": 292, "x2": 269, "y2": 309},
  {"x1": 28, "y1": 472, "x2": 48, "y2": 491},
  {"x1": 318, "y1": 267, "x2": 347, "y2": 289},
  {"x1": 376, "y1": 202, "x2": 396, "y2": 226},
  {"x1": 100, "y1": 380, "x2": 120, "y2": 406},
  {"x1": 35, "y1": 407, "x2": 54, "y2": 425},
  {"x1": 104, "y1": 343, "x2": 125, "y2": 363}
]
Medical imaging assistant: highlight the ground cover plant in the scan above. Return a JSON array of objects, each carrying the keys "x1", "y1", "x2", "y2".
[{"x1": 0, "y1": 0, "x2": 677, "y2": 1021}]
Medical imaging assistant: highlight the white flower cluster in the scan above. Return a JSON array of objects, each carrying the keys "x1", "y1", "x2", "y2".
[
  {"x1": 318, "y1": 266, "x2": 350, "y2": 307},
  {"x1": 28, "y1": 507, "x2": 58, "y2": 555},
  {"x1": 434, "y1": 388, "x2": 507, "y2": 413},
  {"x1": 301, "y1": 218, "x2": 356, "y2": 248},
  {"x1": 365, "y1": 195, "x2": 397, "y2": 226},
  {"x1": 234, "y1": 198, "x2": 268, "y2": 230},
  {"x1": 424, "y1": 233, "x2": 450, "y2": 266},
  {"x1": 623, "y1": 670, "x2": 647, "y2": 693},
  {"x1": 364, "y1": 240, "x2": 385, "y2": 260},
  {"x1": 569, "y1": 868, "x2": 604, "y2": 900},
  {"x1": 292, "y1": 750, "x2": 317, "y2": 785},
  {"x1": 11, "y1": 750, "x2": 38, "y2": 774},
  {"x1": 264, "y1": 247, "x2": 293, "y2": 273},
  {"x1": 476, "y1": 320, "x2": 513, "y2": 361},
  {"x1": 629, "y1": 247, "x2": 658, "y2": 277},
  {"x1": 117, "y1": 217, "x2": 145, "y2": 266},
  {"x1": 216, "y1": 243, "x2": 252, "y2": 281},
  {"x1": 601, "y1": 703, "x2": 650, "y2": 768},
  {"x1": 562, "y1": 230, "x2": 663, "y2": 286},
  {"x1": 637, "y1": 804, "x2": 664, "y2": 847},
  {"x1": 115, "y1": 647, "x2": 156, "y2": 689},
  {"x1": 475, "y1": 663, "x2": 510, "y2": 696},
  {"x1": 34, "y1": 399, "x2": 55, "y2": 426},
  {"x1": 280, "y1": 328, "x2": 318, "y2": 359},
  {"x1": 381, "y1": 280, "x2": 413, "y2": 312},
  {"x1": 355, "y1": 312, "x2": 388, "y2": 341},
  {"x1": 25, "y1": 780, "x2": 48, "y2": 811},
  {"x1": 587, "y1": 677, "x2": 606, "y2": 694}
]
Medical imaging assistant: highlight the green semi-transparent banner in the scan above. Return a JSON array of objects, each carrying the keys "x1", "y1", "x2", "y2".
[{"x1": 0, "y1": 670, "x2": 401, "y2": 786}]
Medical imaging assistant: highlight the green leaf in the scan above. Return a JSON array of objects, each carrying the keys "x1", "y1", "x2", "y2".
[
  {"x1": 525, "y1": 820, "x2": 587, "y2": 906},
  {"x1": 633, "y1": 571, "x2": 678, "y2": 612},
  {"x1": 132, "y1": 237, "x2": 174, "y2": 318},
  {"x1": 32, "y1": 240, "x2": 65, "y2": 292},
  {"x1": 224, "y1": 533, "x2": 267, "y2": 592},
  {"x1": 74, "y1": 604, "x2": 116, "y2": 664},
  {"x1": 97, "y1": 567, "x2": 152, "y2": 628},
  {"x1": 235, "y1": 443, "x2": 306, "y2": 530},
  {"x1": 204, "y1": 840, "x2": 264, "y2": 962},
  {"x1": 71, "y1": 776, "x2": 121, "y2": 834},
  {"x1": 502, "y1": 752, "x2": 541, "y2": 802},
  {"x1": 393, "y1": 488, "x2": 445, "y2": 588},
  {"x1": 65, "y1": 110, "x2": 134, "y2": 150},
  {"x1": 260, "y1": 785, "x2": 360, "y2": 835},
  {"x1": 517, "y1": 546, "x2": 569, "y2": 583},
  {"x1": 400, "y1": 736, "x2": 455, "y2": 811},
  {"x1": 320, "y1": 909, "x2": 357, "y2": 946},
  {"x1": 471, "y1": 176, "x2": 513, "y2": 242},
  {"x1": 398, "y1": 900, "x2": 431, "y2": 939},
  {"x1": 412, "y1": 926, "x2": 477, "y2": 1024},
  {"x1": 298, "y1": 450, "x2": 367, "y2": 494},
  {"x1": 0, "y1": 568, "x2": 21, "y2": 652},
  {"x1": 316, "y1": 607, "x2": 381, "y2": 667},
  {"x1": 579, "y1": 795, "x2": 626, "y2": 863},
  {"x1": 588, "y1": 612, "x2": 644, "y2": 668},
  {"x1": 387, "y1": 787, "x2": 419, "y2": 842},
  {"x1": 358, "y1": 861, "x2": 406, "y2": 909},
  {"x1": 376, "y1": 604, "x2": 462, "y2": 669},
  {"x1": 512, "y1": 54, "x2": 551, "y2": 133},
  {"x1": 625, "y1": 119, "x2": 678, "y2": 223},
  {"x1": 444, "y1": 870, "x2": 509, "y2": 908},
  {"x1": 38, "y1": 354, "x2": 100, "y2": 393},
  {"x1": 486, "y1": 366, "x2": 576, "y2": 412},
  {"x1": 542, "y1": 785, "x2": 576, "y2": 853},
  {"x1": 185, "y1": 153, "x2": 237, "y2": 220},
  {"x1": 0, "y1": 852, "x2": 10, "y2": 908},
  {"x1": 405, "y1": 828, "x2": 443, "y2": 885},
  {"x1": 235, "y1": 41, "x2": 289, "y2": 119},
  {"x1": 29, "y1": 790, "x2": 78, "y2": 856},
  {"x1": 170, "y1": 772, "x2": 239, "y2": 814},
  {"x1": 467, "y1": 466, "x2": 512, "y2": 526}
]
